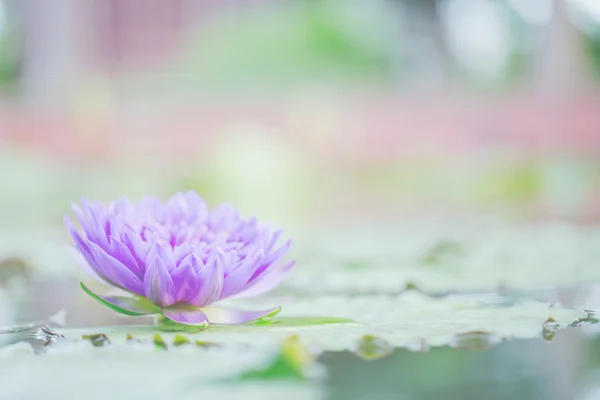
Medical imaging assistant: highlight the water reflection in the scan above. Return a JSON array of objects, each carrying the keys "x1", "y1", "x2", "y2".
[
  {"x1": 0, "y1": 324, "x2": 62, "y2": 352},
  {"x1": 352, "y1": 335, "x2": 394, "y2": 361},
  {"x1": 322, "y1": 330, "x2": 599, "y2": 400},
  {"x1": 450, "y1": 330, "x2": 502, "y2": 350}
]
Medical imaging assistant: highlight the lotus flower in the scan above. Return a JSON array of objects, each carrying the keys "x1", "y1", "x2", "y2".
[{"x1": 65, "y1": 191, "x2": 294, "y2": 327}]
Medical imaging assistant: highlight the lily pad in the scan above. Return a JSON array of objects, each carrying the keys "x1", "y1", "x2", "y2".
[
  {"x1": 5, "y1": 222, "x2": 600, "y2": 296},
  {"x1": 0, "y1": 340, "x2": 322, "y2": 399},
  {"x1": 287, "y1": 223, "x2": 600, "y2": 294},
  {"x1": 50, "y1": 292, "x2": 585, "y2": 353}
]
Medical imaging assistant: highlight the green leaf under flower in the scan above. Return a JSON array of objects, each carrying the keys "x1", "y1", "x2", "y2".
[{"x1": 80, "y1": 282, "x2": 161, "y2": 316}]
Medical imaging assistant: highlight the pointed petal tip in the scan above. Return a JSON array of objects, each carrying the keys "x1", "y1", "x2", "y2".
[
  {"x1": 70, "y1": 248, "x2": 110, "y2": 284},
  {"x1": 230, "y1": 260, "x2": 295, "y2": 299},
  {"x1": 63, "y1": 214, "x2": 74, "y2": 226},
  {"x1": 162, "y1": 308, "x2": 210, "y2": 327},
  {"x1": 143, "y1": 255, "x2": 176, "y2": 307},
  {"x1": 203, "y1": 305, "x2": 281, "y2": 325},
  {"x1": 264, "y1": 306, "x2": 282, "y2": 319},
  {"x1": 64, "y1": 215, "x2": 81, "y2": 238}
]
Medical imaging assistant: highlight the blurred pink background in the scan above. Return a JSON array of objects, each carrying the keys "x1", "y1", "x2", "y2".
[{"x1": 1, "y1": 0, "x2": 599, "y2": 226}]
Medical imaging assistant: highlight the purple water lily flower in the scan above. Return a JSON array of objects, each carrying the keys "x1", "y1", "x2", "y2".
[{"x1": 65, "y1": 191, "x2": 294, "y2": 327}]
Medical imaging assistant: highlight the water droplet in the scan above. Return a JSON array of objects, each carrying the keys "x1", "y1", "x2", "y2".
[
  {"x1": 570, "y1": 310, "x2": 600, "y2": 328},
  {"x1": 422, "y1": 239, "x2": 464, "y2": 265},
  {"x1": 82, "y1": 333, "x2": 111, "y2": 347},
  {"x1": 194, "y1": 340, "x2": 219, "y2": 349},
  {"x1": 173, "y1": 334, "x2": 190, "y2": 346},
  {"x1": 153, "y1": 334, "x2": 168, "y2": 350},
  {"x1": 451, "y1": 331, "x2": 501, "y2": 350},
  {"x1": 0, "y1": 324, "x2": 63, "y2": 352},
  {"x1": 542, "y1": 317, "x2": 560, "y2": 341},
  {"x1": 353, "y1": 334, "x2": 393, "y2": 360}
]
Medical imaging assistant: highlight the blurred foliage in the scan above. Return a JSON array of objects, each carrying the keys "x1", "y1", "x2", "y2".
[
  {"x1": 475, "y1": 163, "x2": 544, "y2": 204},
  {"x1": 447, "y1": 2, "x2": 540, "y2": 89},
  {"x1": 582, "y1": 33, "x2": 600, "y2": 77},
  {"x1": 241, "y1": 336, "x2": 314, "y2": 381},
  {"x1": 0, "y1": 1, "x2": 20, "y2": 91},
  {"x1": 173, "y1": 131, "x2": 320, "y2": 228},
  {"x1": 2, "y1": 147, "x2": 599, "y2": 233},
  {"x1": 173, "y1": 0, "x2": 395, "y2": 91}
]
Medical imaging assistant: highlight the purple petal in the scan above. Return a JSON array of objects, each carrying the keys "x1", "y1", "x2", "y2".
[
  {"x1": 85, "y1": 239, "x2": 145, "y2": 295},
  {"x1": 68, "y1": 246, "x2": 110, "y2": 285},
  {"x1": 109, "y1": 236, "x2": 143, "y2": 278},
  {"x1": 219, "y1": 252, "x2": 262, "y2": 299},
  {"x1": 66, "y1": 216, "x2": 100, "y2": 272},
  {"x1": 167, "y1": 191, "x2": 208, "y2": 223},
  {"x1": 143, "y1": 255, "x2": 176, "y2": 307},
  {"x1": 121, "y1": 227, "x2": 148, "y2": 270},
  {"x1": 217, "y1": 249, "x2": 238, "y2": 276},
  {"x1": 171, "y1": 255, "x2": 200, "y2": 303},
  {"x1": 236, "y1": 217, "x2": 259, "y2": 243},
  {"x1": 191, "y1": 256, "x2": 224, "y2": 307},
  {"x1": 265, "y1": 239, "x2": 291, "y2": 264},
  {"x1": 173, "y1": 243, "x2": 203, "y2": 267},
  {"x1": 208, "y1": 203, "x2": 239, "y2": 231},
  {"x1": 71, "y1": 204, "x2": 93, "y2": 236},
  {"x1": 162, "y1": 308, "x2": 209, "y2": 327},
  {"x1": 202, "y1": 305, "x2": 281, "y2": 325},
  {"x1": 72, "y1": 203, "x2": 107, "y2": 249},
  {"x1": 266, "y1": 230, "x2": 283, "y2": 253},
  {"x1": 110, "y1": 197, "x2": 133, "y2": 218},
  {"x1": 251, "y1": 240, "x2": 291, "y2": 279},
  {"x1": 81, "y1": 200, "x2": 111, "y2": 248},
  {"x1": 232, "y1": 261, "x2": 295, "y2": 299},
  {"x1": 146, "y1": 242, "x2": 176, "y2": 272},
  {"x1": 138, "y1": 197, "x2": 165, "y2": 221}
]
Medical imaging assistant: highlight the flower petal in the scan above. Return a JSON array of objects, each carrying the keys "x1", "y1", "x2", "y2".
[
  {"x1": 266, "y1": 230, "x2": 283, "y2": 253},
  {"x1": 167, "y1": 191, "x2": 208, "y2": 223},
  {"x1": 251, "y1": 240, "x2": 292, "y2": 279},
  {"x1": 219, "y1": 252, "x2": 262, "y2": 299},
  {"x1": 68, "y1": 246, "x2": 110, "y2": 285},
  {"x1": 86, "y1": 240, "x2": 145, "y2": 295},
  {"x1": 208, "y1": 203, "x2": 239, "y2": 231},
  {"x1": 170, "y1": 254, "x2": 200, "y2": 303},
  {"x1": 65, "y1": 216, "x2": 108, "y2": 283},
  {"x1": 72, "y1": 203, "x2": 104, "y2": 246},
  {"x1": 80, "y1": 200, "x2": 111, "y2": 248},
  {"x1": 121, "y1": 227, "x2": 149, "y2": 271},
  {"x1": 202, "y1": 305, "x2": 281, "y2": 325},
  {"x1": 232, "y1": 261, "x2": 295, "y2": 299},
  {"x1": 217, "y1": 248, "x2": 238, "y2": 276},
  {"x1": 143, "y1": 255, "x2": 176, "y2": 307},
  {"x1": 146, "y1": 242, "x2": 176, "y2": 272},
  {"x1": 109, "y1": 236, "x2": 143, "y2": 278},
  {"x1": 173, "y1": 243, "x2": 192, "y2": 266},
  {"x1": 162, "y1": 308, "x2": 209, "y2": 327},
  {"x1": 80, "y1": 282, "x2": 160, "y2": 316},
  {"x1": 191, "y1": 256, "x2": 224, "y2": 307}
]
